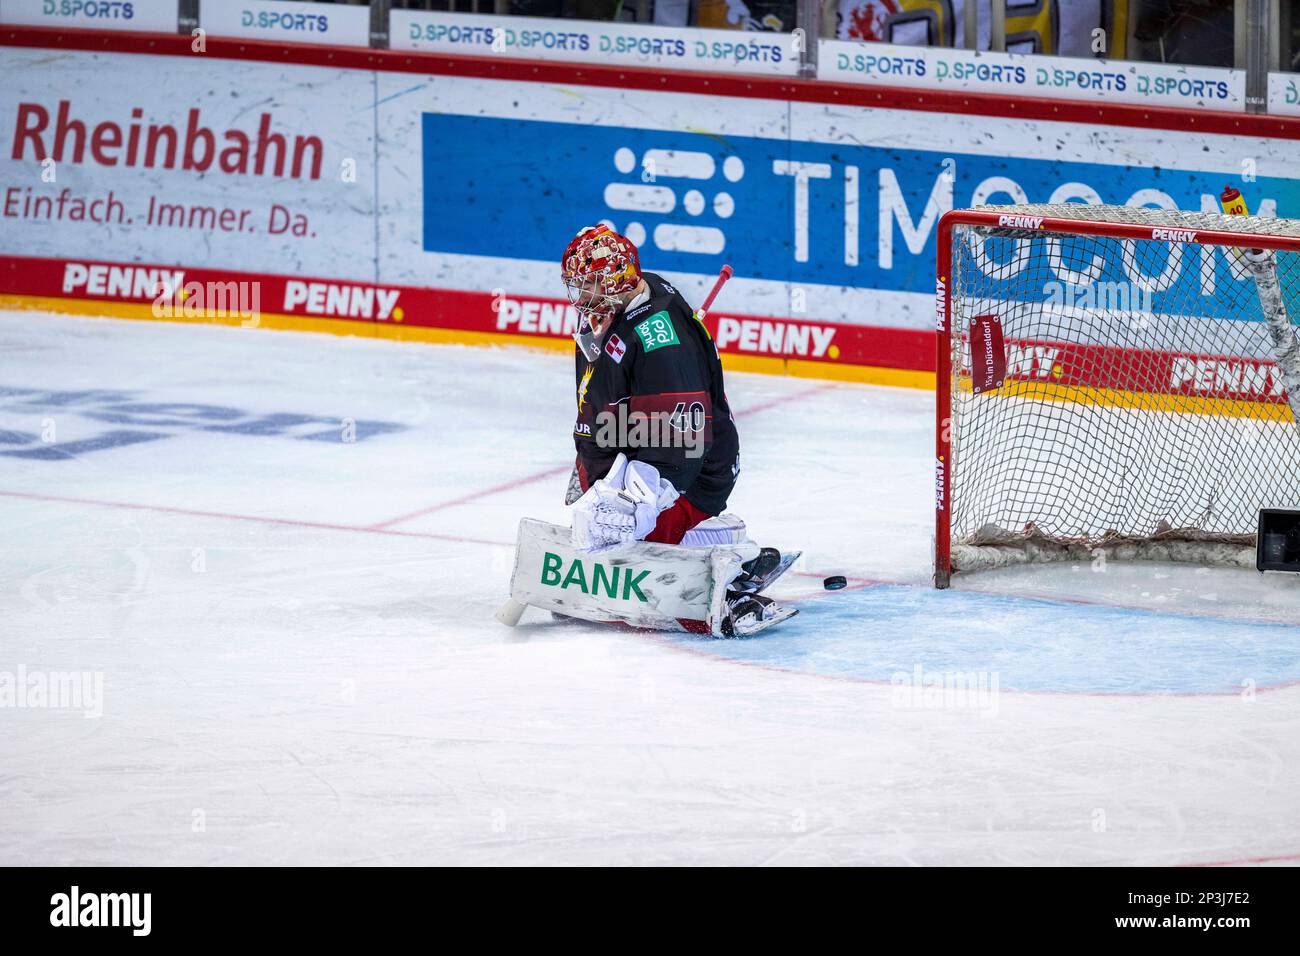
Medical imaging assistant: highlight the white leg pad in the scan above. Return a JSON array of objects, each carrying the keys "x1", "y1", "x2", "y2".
[
  {"x1": 501, "y1": 518, "x2": 759, "y2": 635},
  {"x1": 680, "y1": 513, "x2": 748, "y2": 547}
]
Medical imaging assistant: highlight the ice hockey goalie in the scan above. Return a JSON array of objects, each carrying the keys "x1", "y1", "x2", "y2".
[{"x1": 496, "y1": 225, "x2": 797, "y2": 637}]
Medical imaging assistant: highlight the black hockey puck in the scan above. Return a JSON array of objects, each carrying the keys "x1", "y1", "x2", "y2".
[{"x1": 823, "y1": 575, "x2": 847, "y2": 590}]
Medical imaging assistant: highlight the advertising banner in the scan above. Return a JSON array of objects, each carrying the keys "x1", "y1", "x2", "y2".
[
  {"x1": 199, "y1": 0, "x2": 370, "y2": 48},
  {"x1": 1269, "y1": 73, "x2": 1300, "y2": 118},
  {"x1": 0, "y1": 253, "x2": 929, "y2": 374},
  {"x1": 818, "y1": 40, "x2": 1245, "y2": 112},
  {"x1": 386, "y1": 72, "x2": 1298, "y2": 334},
  {"x1": 391, "y1": 10, "x2": 798, "y2": 77},
  {"x1": 0, "y1": 47, "x2": 375, "y2": 281},
  {"x1": 2, "y1": 42, "x2": 1298, "y2": 379},
  {"x1": 0, "y1": 0, "x2": 177, "y2": 32}
]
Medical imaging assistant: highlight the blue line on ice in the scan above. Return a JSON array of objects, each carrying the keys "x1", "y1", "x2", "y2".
[{"x1": 670, "y1": 585, "x2": 1300, "y2": 694}]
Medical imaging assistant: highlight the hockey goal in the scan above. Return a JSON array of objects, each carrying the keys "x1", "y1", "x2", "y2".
[{"x1": 935, "y1": 204, "x2": 1300, "y2": 588}]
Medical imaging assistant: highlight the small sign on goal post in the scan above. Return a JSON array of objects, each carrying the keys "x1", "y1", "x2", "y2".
[
  {"x1": 968, "y1": 314, "x2": 1006, "y2": 394},
  {"x1": 1257, "y1": 509, "x2": 1300, "y2": 573}
]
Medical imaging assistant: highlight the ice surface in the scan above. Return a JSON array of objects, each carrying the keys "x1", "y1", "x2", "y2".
[{"x1": 1, "y1": 310, "x2": 1298, "y2": 866}]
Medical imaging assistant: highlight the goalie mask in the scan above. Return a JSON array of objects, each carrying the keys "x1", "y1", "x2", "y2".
[{"x1": 561, "y1": 225, "x2": 641, "y2": 362}]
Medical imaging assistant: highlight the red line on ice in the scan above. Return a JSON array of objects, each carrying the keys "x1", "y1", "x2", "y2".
[
  {"x1": 1178, "y1": 851, "x2": 1300, "y2": 867},
  {"x1": 368, "y1": 465, "x2": 572, "y2": 530},
  {"x1": 8, "y1": 488, "x2": 1298, "y2": 700},
  {"x1": 729, "y1": 381, "x2": 840, "y2": 419},
  {"x1": 368, "y1": 380, "x2": 840, "y2": 530},
  {"x1": 0, "y1": 489, "x2": 513, "y2": 547}
]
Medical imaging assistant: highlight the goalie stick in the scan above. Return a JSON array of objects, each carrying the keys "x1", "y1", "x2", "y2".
[{"x1": 694, "y1": 263, "x2": 734, "y2": 322}]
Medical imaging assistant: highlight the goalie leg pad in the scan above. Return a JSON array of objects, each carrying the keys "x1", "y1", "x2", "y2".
[
  {"x1": 680, "y1": 513, "x2": 748, "y2": 547},
  {"x1": 505, "y1": 518, "x2": 759, "y2": 634}
]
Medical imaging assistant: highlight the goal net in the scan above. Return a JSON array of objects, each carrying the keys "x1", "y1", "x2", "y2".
[{"x1": 935, "y1": 204, "x2": 1300, "y2": 588}]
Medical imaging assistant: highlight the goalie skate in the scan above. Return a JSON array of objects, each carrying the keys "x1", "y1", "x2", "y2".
[
  {"x1": 728, "y1": 547, "x2": 802, "y2": 595},
  {"x1": 720, "y1": 592, "x2": 798, "y2": 638}
]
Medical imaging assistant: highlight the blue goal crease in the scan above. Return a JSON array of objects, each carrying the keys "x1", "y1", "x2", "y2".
[{"x1": 667, "y1": 585, "x2": 1300, "y2": 695}]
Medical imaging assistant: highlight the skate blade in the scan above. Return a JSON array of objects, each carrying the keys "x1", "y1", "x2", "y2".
[
  {"x1": 728, "y1": 604, "x2": 798, "y2": 638},
  {"x1": 731, "y1": 550, "x2": 802, "y2": 594}
]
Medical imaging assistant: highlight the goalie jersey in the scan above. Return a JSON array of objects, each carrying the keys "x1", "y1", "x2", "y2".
[{"x1": 573, "y1": 272, "x2": 740, "y2": 516}]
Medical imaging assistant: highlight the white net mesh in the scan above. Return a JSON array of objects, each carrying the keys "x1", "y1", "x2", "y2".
[{"x1": 945, "y1": 204, "x2": 1300, "y2": 573}]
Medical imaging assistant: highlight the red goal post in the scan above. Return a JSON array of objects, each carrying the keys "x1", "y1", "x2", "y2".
[{"x1": 934, "y1": 205, "x2": 1300, "y2": 588}]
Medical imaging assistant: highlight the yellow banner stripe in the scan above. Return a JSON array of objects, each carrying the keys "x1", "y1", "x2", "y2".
[{"x1": 959, "y1": 375, "x2": 1295, "y2": 422}]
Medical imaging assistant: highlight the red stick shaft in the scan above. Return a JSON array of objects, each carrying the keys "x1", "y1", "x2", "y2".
[{"x1": 696, "y1": 265, "x2": 734, "y2": 319}]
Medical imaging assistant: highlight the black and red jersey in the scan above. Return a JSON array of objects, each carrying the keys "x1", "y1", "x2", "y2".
[{"x1": 573, "y1": 272, "x2": 740, "y2": 516}]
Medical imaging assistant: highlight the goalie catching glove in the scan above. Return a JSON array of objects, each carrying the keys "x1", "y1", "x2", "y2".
[{"x1": 570, "y1": 453, "x2": 679, "y2": 552}]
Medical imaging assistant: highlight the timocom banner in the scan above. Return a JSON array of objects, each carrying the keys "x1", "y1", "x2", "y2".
[
  {"x1": 399, "y1": 75, "x2": 1299, "y2": 334},
  {"x1": 1, "y1": 43, "x2": 1299, "y2": 378}
]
